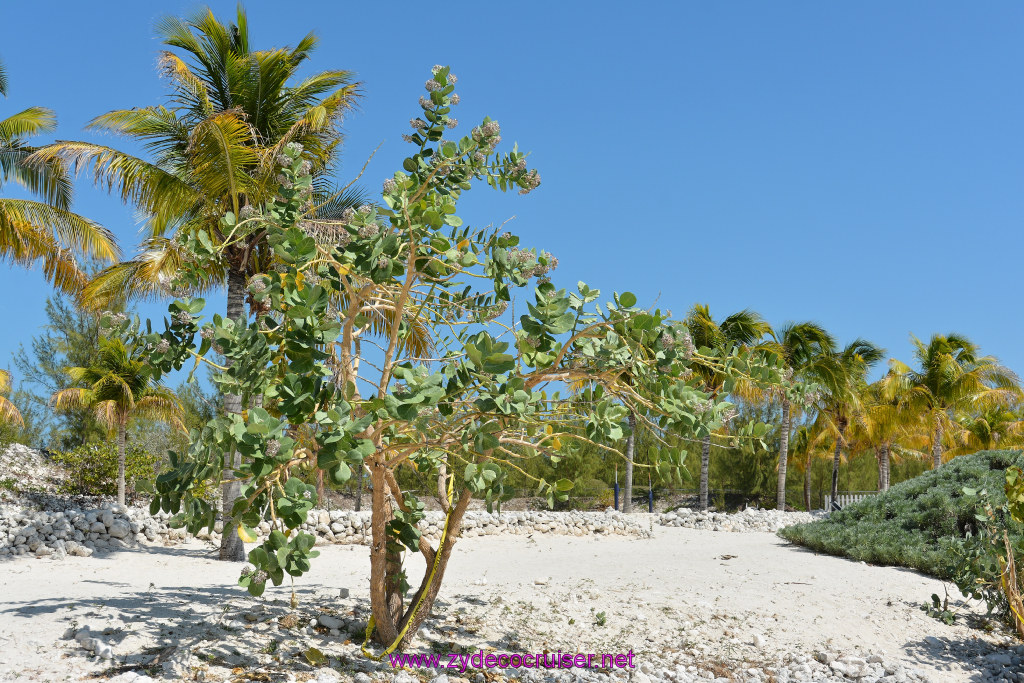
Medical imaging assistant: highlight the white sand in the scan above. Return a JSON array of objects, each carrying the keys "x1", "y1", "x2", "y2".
[{"x1": 0, "y1": 526, "x2": 1006, "y2": 681}]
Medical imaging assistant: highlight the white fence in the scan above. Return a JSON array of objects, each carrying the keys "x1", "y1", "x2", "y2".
[{"x1": 824, "y1": 492, "x2": 877, "y2": 511}]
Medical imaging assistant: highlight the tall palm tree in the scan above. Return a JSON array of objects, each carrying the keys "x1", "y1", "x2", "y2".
[
  {"x1": 685, "y1": 304, "x2": 774, "y2": 511},
  {"x1": 855, "y1": 376, "x2": 927, "y2": 491},
  {"x1": 762, "y1": 322, "x2": 834, "y2": 509},
  {"x1": 886, "y1": 333, "x2": 1020, "y2": 469},
  {"x1": 51, "y1": 337, "x2": 183, "y2": 506},
  {"x1": 812, "y1": 339, "x2": 884, "y2": 508},
  {"x1": 787, "y1": 424, "x2": 826, "y2": 510},
  {"x1": 33, "y1": 6, "x2": 360, "y2": 561},
  {"x1": 0, "y1": 369, "x2": 23, "y2": 427},
  {"x1": 0, "y1": 57, "x2": 118, "y2": 292}
]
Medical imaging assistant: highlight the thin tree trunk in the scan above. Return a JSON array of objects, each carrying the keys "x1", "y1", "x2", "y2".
[
  {"x1": 369, "y1": 454, "x2": 402, "y2": 645},
  {"x1": 830, "y1": 422, "x2": 845, "y2": 509},
  {"x1": 391, "y1": 488, "x2": 473, "y2": 647},
  {"x1": 354, "y1": 465, "x2": 363, "y2": 512},
  {"x1": 803, "y1": 451, "x2": 812, "y2": 511},
  {"x1": 776, "y1": 398, "x2": 791, "y2": 510},
  {"x1": 878, "y1": 444, "x2": 890, "y2": 492},
  {"x1": 932, "y1": 416, "x2": 944, "y2": 469},
  {"x1": 699, "y1": 434, "x2": 711, "y2": 511},
  {"x1": 219, "y1": 267, "x2": 247, "y2": 562},
  {"x1": 622, "y1": 411, "x2": 635, "y2": 513},
  {"x1": 116, "y1": 421, "x2": 127, "y2": 507}
]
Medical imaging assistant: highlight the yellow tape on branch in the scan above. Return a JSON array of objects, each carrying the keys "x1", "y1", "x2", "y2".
[{"x1": 361, "y1": 475, "x2": 456, "y2": 660}]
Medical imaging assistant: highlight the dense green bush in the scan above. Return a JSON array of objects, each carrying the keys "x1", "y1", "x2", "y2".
[
  {"x1": 51, "y1": 441, "x2": 160, "y2": 501},
  {"x1": 779, "y1": 450, "x2": 1024, "y2": 579}
]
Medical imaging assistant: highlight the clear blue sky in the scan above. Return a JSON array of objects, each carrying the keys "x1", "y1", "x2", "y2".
[{"x1": 2, "y1": 2, "x2": 1023, "y2": 384}]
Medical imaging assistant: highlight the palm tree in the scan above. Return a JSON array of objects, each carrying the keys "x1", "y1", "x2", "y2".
[
  {"x1": 51, "y1": 337, "x2": 183, "y2": 505},
  {"x1": 812, "y1": 339, "x2": 884, "y2": 508},
  {"x1": 0, "y1": 369, "x2": 23, "y2": 427},
  {"x1": 33, "y1": 6, "x2": 360, "y2": 560},
  {"x1": 0, "y1": 57, "x2": 118, "y2": 292},
  {"x1": 786, "y1": 424, "x2": 823, "y2": 510},
  {"x1": 762, "y1": 322, "x2": 834, "y2": 509},
  {"x1": 684, "y1": 304, "x2": 774, "y2": 511},
  {"x1": 951, "y1": 407, "x2": 1024, "y2": 455},
  {"x1": 886, "y1": 333, "x2": 1020, "y2": 469},
  {"x1": 854, "y1": 377, "x2": 928, "y2": 491}
]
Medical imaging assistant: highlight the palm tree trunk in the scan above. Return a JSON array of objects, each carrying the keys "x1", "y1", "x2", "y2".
[
  {"x1": 699, "y1": 434, "x2": 711, "y2": 511},
  {"x1": 622, "y1": 411, "x2": 635, "y2": 513},
  {"x1": 932, "y1": 416, "x2": 944, "y2": 469},
  {"x1": 803, "y1": 451, "x2": 812, "y2": 510},
  {"x1": 219, "y1": 266, "x2": 247, "y2": 562},
  {"x1": 776, "y1": 398, "x2": 791, "y2": 510},
  {"x1": 878, "y1": 444, "x2": 890, "y2": 491},
  {"x1": 830, "y1": 422, "x2": 845, "y2": 510},
  {"x1": 116, "y1": 421, "x2": 127, "y2": 507}
]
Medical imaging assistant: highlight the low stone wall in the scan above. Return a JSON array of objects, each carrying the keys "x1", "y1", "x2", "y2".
[
  {"x1": 0, "y1": 500, "x2": 829, "y2": 559},
  {"x1": 0, "y1": 505, "x2": 653, "y2": 558},
  {"x1": 657, "y1": 507, "x2": 825, "y2": 532}
]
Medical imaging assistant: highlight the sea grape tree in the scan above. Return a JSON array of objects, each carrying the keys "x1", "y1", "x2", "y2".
[{"x1": 112, "y1": 66, "x2": 798, "y2": 651}]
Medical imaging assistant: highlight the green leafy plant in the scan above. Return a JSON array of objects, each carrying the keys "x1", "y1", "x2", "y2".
[
  {"x1": 112, "y1": 66, "x2": 798, "y2": 654},
  {"x1": 781, "y1": 450, "x2": 1024, "y2": 578},
  {"x1": 594, "y1": 611, "x2": 607, "y2": 627},
  {"x1": 52, "y1": 441, "x2": 160, "y2": 501},
  {"x1": 954, "y1": 467, "x2": 1024, "y2": 638},
  {"x1": 920, "y1": 592, "x2": 956, "y2": 625}
]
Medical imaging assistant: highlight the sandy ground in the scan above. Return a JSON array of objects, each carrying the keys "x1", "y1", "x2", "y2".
[{"x1": 0, "y1": 526, "x2": 1007, "y2": 682}]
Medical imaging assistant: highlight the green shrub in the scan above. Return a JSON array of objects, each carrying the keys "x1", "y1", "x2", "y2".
[
  {"x1": 779, "y1": 450, "x2": 1024, "y2": 579},
  {"x1": 51, "y1": 441, "x2": 161, "y2": 501}
]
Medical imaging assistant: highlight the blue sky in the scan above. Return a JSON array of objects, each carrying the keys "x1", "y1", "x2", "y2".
[{"x1": 2, "y1": 2, "x2": 1023, "y2": 386}]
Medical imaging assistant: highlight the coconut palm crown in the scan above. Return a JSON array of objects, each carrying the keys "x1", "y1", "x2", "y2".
[
  {"x1": 885, "y1": 333, "x2": 1020, "y2": 468},
  {"x1": 51, "y1": 337, "x2": 183, "y2": 505},
  {"x1": 0, "y1": 57, "x2": 118, "y2": 294},
  {"x1": 684, "y1": 304, "x2": 774, "y2": 511}
]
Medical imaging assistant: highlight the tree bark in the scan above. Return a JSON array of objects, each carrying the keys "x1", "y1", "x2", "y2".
[
  {"x1": 354, "y1": 465, "x2": 363, "y2": 512},
  {"x1": 116, "y1": 421, "x2": 127, "y2": 507},
  {"x1": 622, "y1": 411, "x2": 635, "y2": 513},
  {"x1": 776, "y1": 398, "x2": 791, "y2": 510},
  {"x1": 830, "y1": 421, "x2": 845, "y2": 509},
  {"x1": 878, "y1": 444, "x2": 890, "y2": 492},
  {"x1": 803, "y1": 451, "x2": 812, "y2": 511},
  {"x1": 369, "y1": 454, "x2": 401, "y2": 645},
  {"x1": 699, "y1": 434, "x2": 711, "y2": 511},
  {"x1": 390, "y1": 488, "x2": 473, "y2": 647},
  {"x1": 219, "y1": 266, "x2": 247, "y2": 562},
  {"x1": 932, "y1": 416, "x2": 944, "y2": 469}
]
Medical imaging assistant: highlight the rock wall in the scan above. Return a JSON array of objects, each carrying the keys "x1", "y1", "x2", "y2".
[
  {"x1": 0, "y1": 505, "x2": 656, "y2": 558},
  {"x1": 657, "y1": 507, "x2": 825, "y2": 532},
  {"x1": 0, "y1": 501, "x2": 829, "y2": 559}
]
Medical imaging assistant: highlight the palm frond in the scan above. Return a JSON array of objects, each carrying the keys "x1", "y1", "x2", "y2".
[
  {"x1": 81, "y1": 235, "x2": 223, "y2": 309},
  {"x1": 186, "y1": 111, "x2": 260, "y2": 214},
  {"x1": 29, "y1": 141, "x2": 204, "y2": 236},
  {"x1": 0, "y1": 198, "x2": 118, "y2": 262},
  {"x1": 0, "y1": 395, "x2": 22, "y2": 426},
  {"x1": 0, "y1": 142, "x2": 74, "y2": 209},
  {"x1": 0, "y1": 107, "x2": 57, "y2": 142}
]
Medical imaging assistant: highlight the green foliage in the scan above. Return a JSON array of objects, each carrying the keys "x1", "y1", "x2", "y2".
[
  {"x1": 952, "y1": 466, "x2": 1024, "y2": 634},
  {"x1": 920, "y1": 592, "x2": 956, "y2": 625},
  {"x1": 779, "y1": 450, "x2": 1024, "y2": 580},
  {"x1": 51, "y1": 441, "x2": 160, "y2": 499},
  {"x1": 107, "y1": 68, "x2": 795, "y2": 642},
  {"x1": 12, "y1": 295, "x2": 113, "y2": 448}
]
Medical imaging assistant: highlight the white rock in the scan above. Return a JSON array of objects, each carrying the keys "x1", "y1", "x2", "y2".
[{"x1": 319, "y1": 614, "x2": 344, "y2": 630}]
